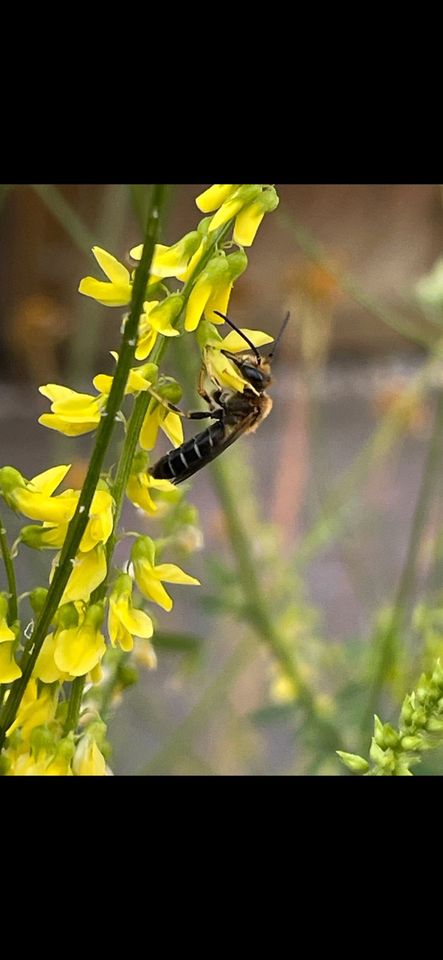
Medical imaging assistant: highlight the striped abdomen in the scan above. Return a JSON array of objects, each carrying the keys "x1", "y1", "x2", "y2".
[{"x1": 150, "y1": 420, "x2": 226, "y2": 484}]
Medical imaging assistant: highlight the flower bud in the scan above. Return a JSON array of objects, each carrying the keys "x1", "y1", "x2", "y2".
[
  {"x1": 336, "y1": 751, "x2": 369, "y2": 774},
  {"x1": 29, "y1": 587, "x2": 49, "y2": 616}
]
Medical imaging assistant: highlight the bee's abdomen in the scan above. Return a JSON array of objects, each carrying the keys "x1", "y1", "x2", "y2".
[{"x1": 150, "y1": 420, "x2": 225, "y2": 484}]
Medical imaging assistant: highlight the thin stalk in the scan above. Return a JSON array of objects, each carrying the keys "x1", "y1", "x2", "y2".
[
  {"x1": 63, "y1": 677, "x2": 86, "y2": 735},
  {"x1": 361, "y1": 388, "x2": 443, "y2": 738},
  {"x1": 0, "y1": 185, "x2": 166, "y2": 749},
  {"x1": 210, "y1": 457, "x2": 344, "y2": 752},
  {"x1": 31, "y1": 184, "x2": 96, "y2": 252},
  {"x1": 278, "y1": 207, "x2": 433, "y2": 350},
  {"x1": 0, "y1": 508, "x2": 18, "y2": 622}
]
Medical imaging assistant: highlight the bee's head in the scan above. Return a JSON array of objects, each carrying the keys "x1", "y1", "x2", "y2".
[
  {"x1": 226, "y1": 353, "x2": 272, "y2": 391},
  {"x1": 214, "y1": 310, "x2": 289, "y2": 393}
]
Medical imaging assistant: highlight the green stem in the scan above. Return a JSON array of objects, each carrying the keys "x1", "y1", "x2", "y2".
[
  {"x1": 210, "y1": 457, "x2": 344, "y2": 752},
  {"x1": 32, "y1": 184, "x2": 96, "y2": 252},
  {"x1": 277, "y1": 207, "x2": 433, "y2": 350},
  {"x1": 361, "y1": 388, "x2": 443, "y2": 738},
  {"x1": 64, "y1": 677, "x2": 86, "y2": 735},
  {"x1": 0, "y1": 509, "x2": 18, "y2": 623},
  {"x1": 0, "y1": 184, "x2": 166, "y2": 750}
]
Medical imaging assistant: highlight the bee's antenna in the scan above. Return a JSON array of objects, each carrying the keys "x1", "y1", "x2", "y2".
[
  {"x1": 213, "y1": 311, "x2": 261, "y2": 362},
  {"x1": 268, "y1": 311, "x2": 290, "y2": 360}
]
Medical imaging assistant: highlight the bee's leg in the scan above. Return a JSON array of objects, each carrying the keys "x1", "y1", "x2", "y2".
[
  {"x1": 197, "y1": 364, "x2": 219, "y2": 410},
  {"x1": 146, "y1": 386, "x2": 222, "y2": 421}
]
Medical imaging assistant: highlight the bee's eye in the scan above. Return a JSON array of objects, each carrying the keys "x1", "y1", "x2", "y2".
[{"x1": 242, "y1": 364, "x2": 265, "y2": 387}]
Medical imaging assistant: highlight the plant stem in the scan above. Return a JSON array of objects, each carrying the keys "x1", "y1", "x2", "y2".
[
  {"x1": 63, "y1": 677, "x2": 86, "y2": 736},
  {"x1": 0, "y1": 508, "x2": 18, "y2": 623},
  {"x1": 210, "y1": 457, "x2": 344, "y2": 752},
  {"x1": 0, "y1": 184, "x2": 166, "y2": 750},
  {"x1": 32, "y1": 184, "x2": 96, "y2": 252},
  {"x1": 361, "y1": 388, "x2": 443, "y2": 738}
]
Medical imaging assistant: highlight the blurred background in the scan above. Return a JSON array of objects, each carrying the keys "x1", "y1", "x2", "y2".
[{"x1": 2, "y1": 183, "x2": 443, "y2": 775}]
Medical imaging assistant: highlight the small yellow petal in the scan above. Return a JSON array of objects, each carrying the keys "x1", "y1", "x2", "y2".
[
  {"x1": 161, "y1": 412, "x2": 184, "y2": 448},
  {"x1": 135, "y1": 567, "x2": 173, "y2": 611},
  {"x1": 135, "y1": 327, "x2": 158, "y2": 361},
  {"x1": 92, "y1": 247, "x2": 131, "y2": 285},
  {"x1": 78, "y1": 277, "x2": 131, "y2": 307},
  {"x1": 29, "y1": 464, "x2": 71, "y2": 496},
  {"x1": 233, "y1": 204, "x2": 265, "y2": 247},
  {"x1": 33, "y1": 633, "x2": 68, "y2": 683},
  {"x1": 60, "y1": 546, "x2": 107, "y2": 604},
  {"x1": 38, "y1": 414, "x2": 101, "y2": 437},
  {"x1": 0, "y1": 620, "x2": 16, "y2": 642},
  {"x1": 153, "y1": 563, "x2": 200, "y2": 586},
  {"x1": 54, "y1": 624, "x2": 106, "y2": 677},
  {"x1": 119, "y1": 604, "x2": 154, "y2": 639},
  {"x1": 208, "y1": 196, "x2": 245, "y2": 232},
  {"x1": 108, "y1": 604, "x2": 133, "y2": 651},
  {"x1": 139, "y1": 409, "x2": 160, "y2": 451},
  {"x1": 184, "y1": 276, "x2": 213, "y2": 332},
  {"x1": 220, "y1": 329, "x2": 274, "y2": 352},
  {"x1": 196, "y1": 185, "x2": 238, "y2": 213},
  {"x1": 205, "y1": 282, "x2": 233, "y2": 324},
  {"x1": 0, "y1": 642, "x2": 22, "y2": 682}
]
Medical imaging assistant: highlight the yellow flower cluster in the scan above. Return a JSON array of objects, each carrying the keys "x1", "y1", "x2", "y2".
[{"x1": 0, "y1": 184, "x2": 280, "y2": 776}]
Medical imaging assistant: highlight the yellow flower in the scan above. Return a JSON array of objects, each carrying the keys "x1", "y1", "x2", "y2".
[
  {"x1": 184, "y1": 250, "x2": 247, "y2": 332},
  {"x1": 57, "y1": 544, "x2": 108, "y2": 604},
  {"x1": 195, "y1": 185, "x2": 240, "y2": 212},
  {"x1": 72, "y1": 733, "x2": 107, "y2": 776},
  {"x1": 108, "y1": 573, "x2": 153, "y2": 652},
  {"x1": 20, "y1": 487, "x2": 114, "y2": 553},
  {"x1": 33, "y1": 630, "x2": 69, "y2": 683},
  {"x1": 195, "y1": 184, "x2": 279, "y2": 247},
  {"x1": 0, "y1": 464, "x2": 77, "y2": 523},
  {"x1": 139, "y1": 381, "x2": 184, "y2": 452},
  {"x1": 53, "y1": 603, "x2": 106, "y2": 677},
  {"x1": 131, "y1": 536, "x2": 200, "y2": 612},
  {"x1": 79, "y1": 489, "x2": 114, "y2": 552},
  {"x1": 206, "y1": 184, "x2": 261, "y2": 232},
  {"x1": 178, "y1": 217, "x2": 212, "y2": 283},
  {"x1": 135, "y1": 296, "x2": 183, "y2": 361},
  {"x1": 7, "y1": 679, "x2": 57, "y2": 738},
  {"x1": 233, "y1": 186, "x2": 279, "y2": 246},
  {"x1": 39, "y1": 384, "x2": 106, "y2": 437},
  {"x1": 0, "y1": 642, "x2": 22, "y2": 682},
  {"x1": 79, "y1": 246, "x2": 132, "y2": 306},
  {"x1": 130, "y1": 232, "x2": 201, "y2": 279},
  {"x1": 127, "y1": 453, "x2": 176, "y2": 515},
  {"x1": 93, "y1": 355, "x2": 158, "y2": 396},
  {"x1": 6, "y1": 746, "x2": 74, "y2": 776},
  {"x1": 202, "y1": 325, "x2": 274, "y2": 393}
]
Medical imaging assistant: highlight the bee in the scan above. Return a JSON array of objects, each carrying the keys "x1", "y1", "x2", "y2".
[{"x1": 150, "y1": 310, "x2": 289, "y2": 485}]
